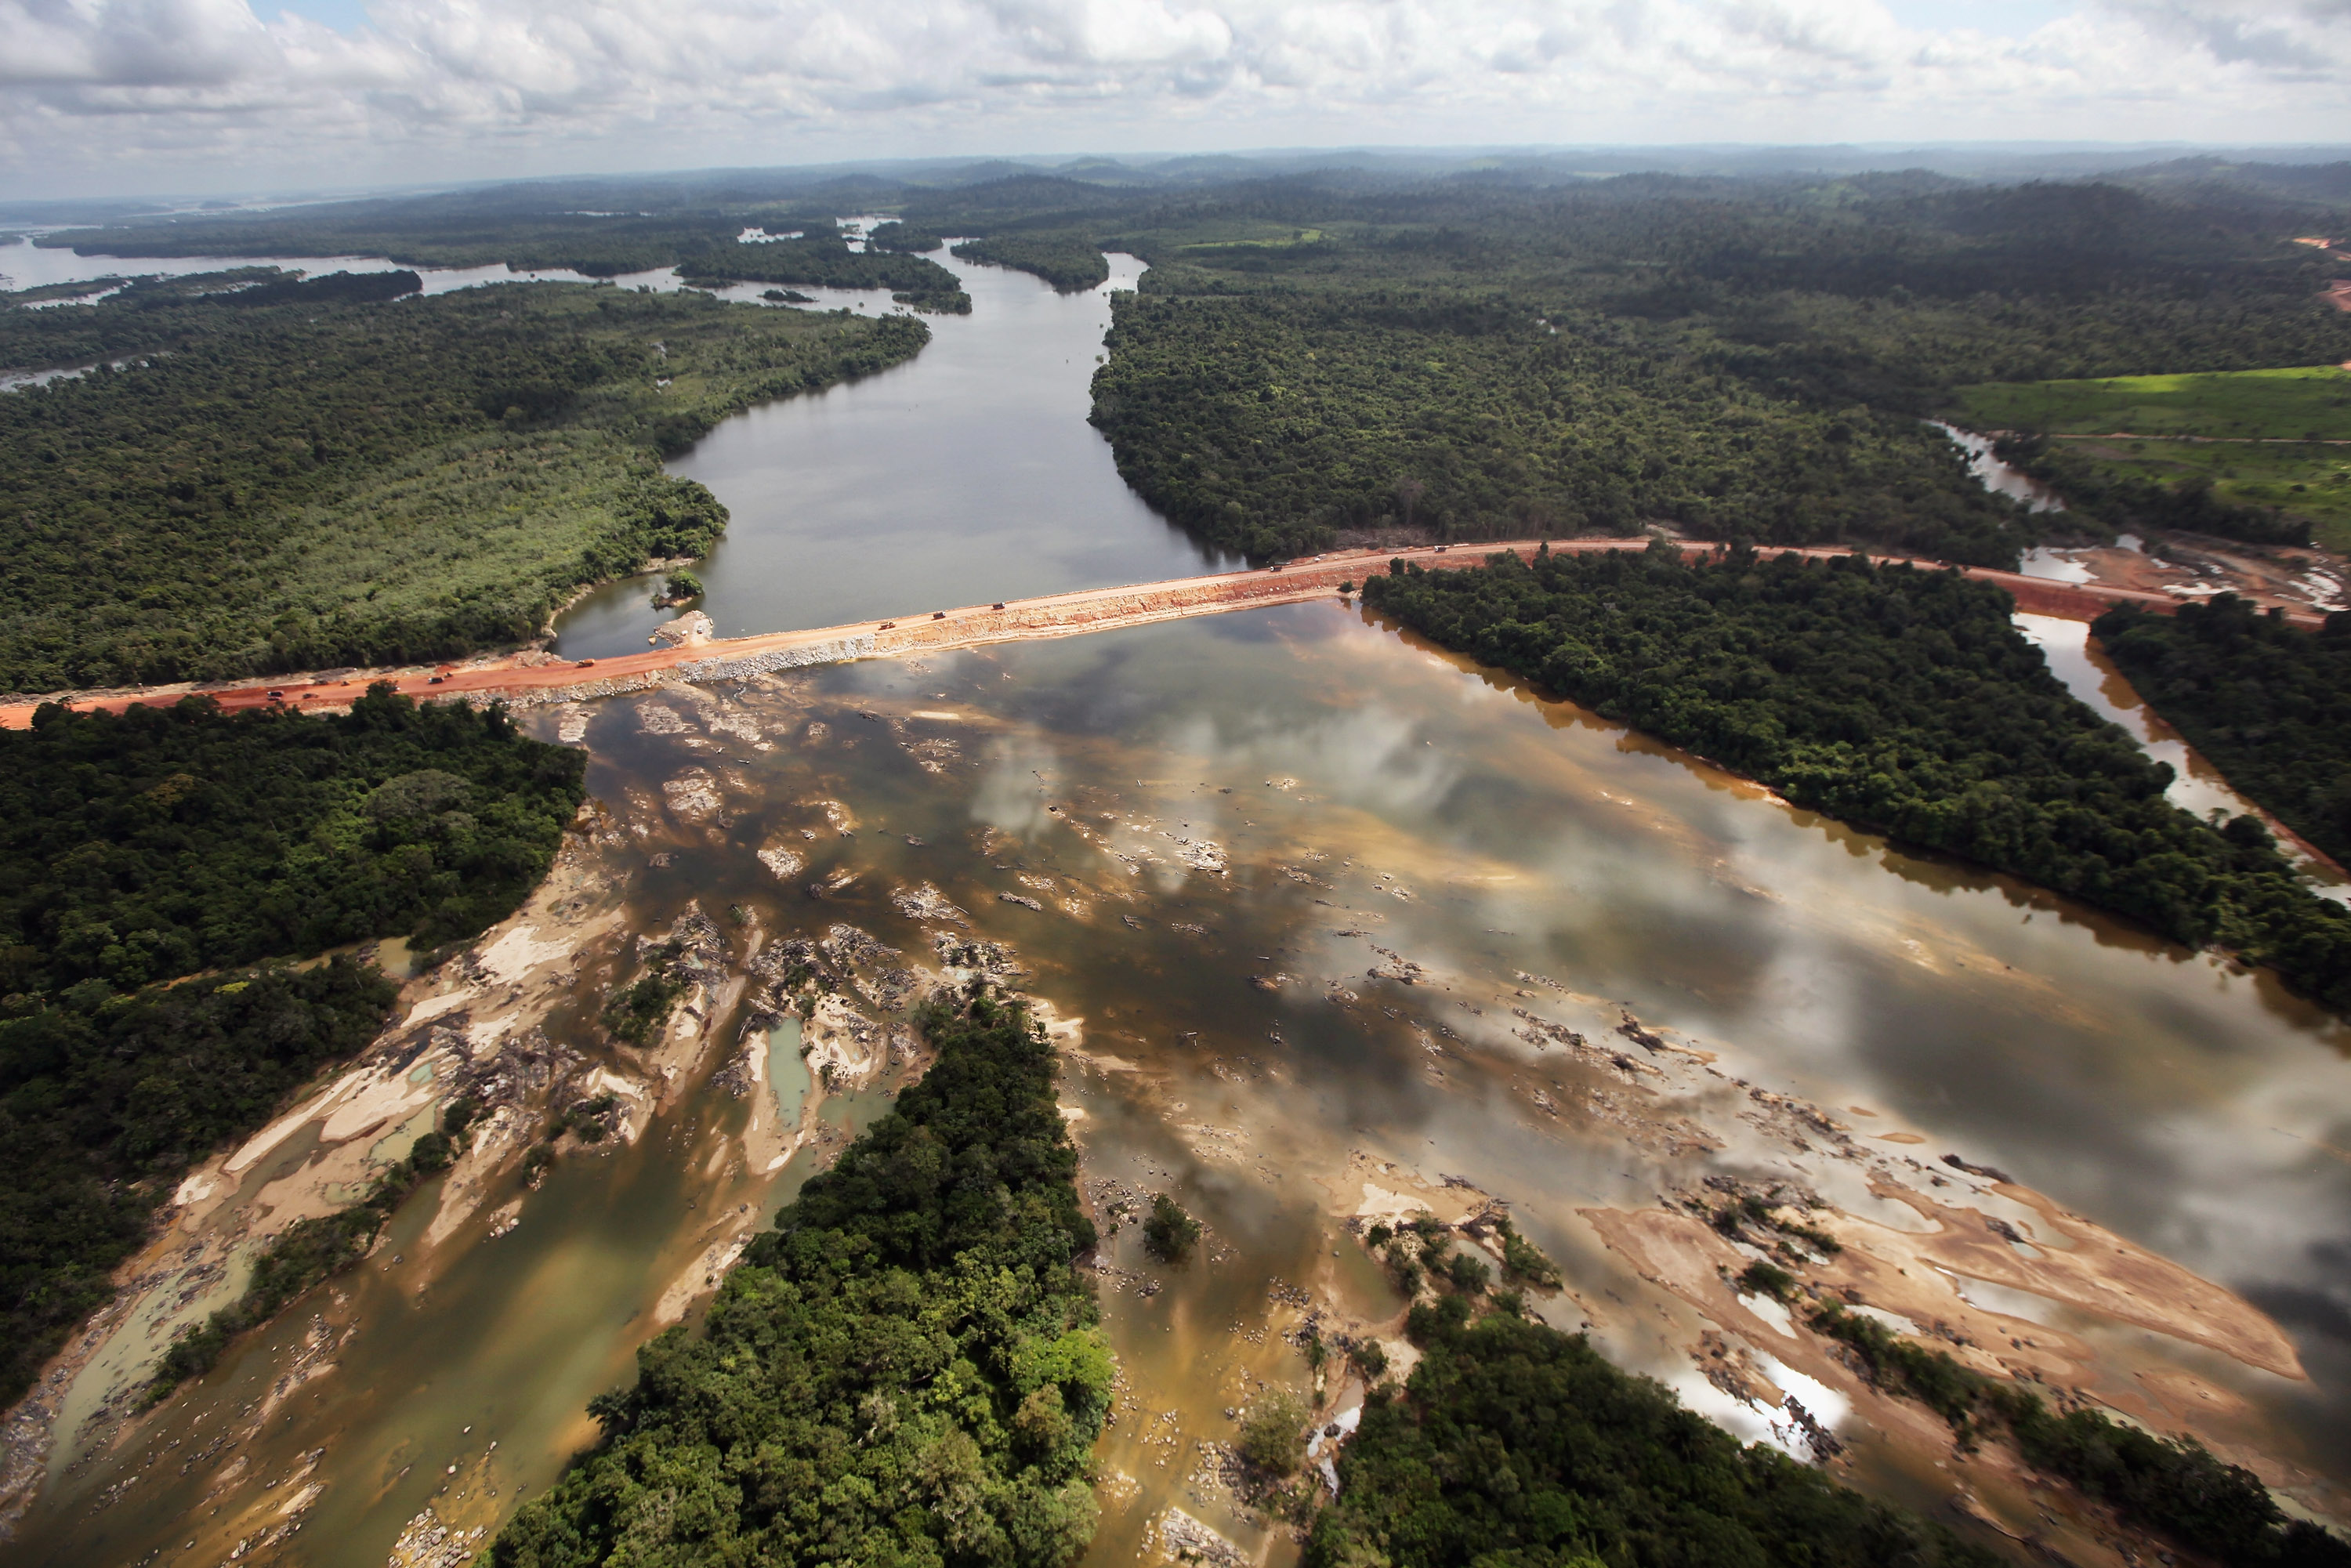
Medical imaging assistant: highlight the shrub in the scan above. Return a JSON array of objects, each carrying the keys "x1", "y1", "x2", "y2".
[
  {"x1": 1143, "y1": 1193, "x2": 1201, "y2": 1262},
  {"x1": 1240, "y1": 1388, "x2": 1311, "y2": 1476}
]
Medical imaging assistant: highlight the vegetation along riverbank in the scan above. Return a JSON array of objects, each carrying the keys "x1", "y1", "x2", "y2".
[
  {"x1": 1060, "y1": 172, "x2": 2351, "y2": 563},
  {"x1": 0, "y1": 685, "x2": 581, "y2": 1408},
  {"x1": 2098, "y1": 595, "x2": 2351, "y2": 867},
  {"x1": 1960, "y1": 366, "x2": 2351, "y2": 550},
  {"x1": 486, "y1": 993, "x2": 1111, "y2": 1567},
  {"x1": 1363, "y1": 543, "x2": 2351, "y2": 1014},
  {"x1": 1311, "y1": 1300, "x2": 2002, "y2": 1568},
  {"x1": 0, "y1": 270, "x2": 926, "y2": 692}
]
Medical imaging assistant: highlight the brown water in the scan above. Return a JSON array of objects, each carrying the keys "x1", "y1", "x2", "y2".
[{"x1": 16, "y1": 599, "x2": 2351, "y2": 1566}]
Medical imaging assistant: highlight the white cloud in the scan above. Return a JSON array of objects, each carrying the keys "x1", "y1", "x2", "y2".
[{"x1": 0, "y1": 0, "x2": 2344, "y2": 196}]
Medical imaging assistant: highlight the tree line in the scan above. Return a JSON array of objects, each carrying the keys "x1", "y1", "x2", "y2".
[
  {"x1": 2, "y1": 275, "x2": 926, "y2": 691},
  {"x1": 1363, "y1": 545, "x2": 2351, "y2": 1016},
  {"x1": 487, "y1": 995, "x2": 1111, "y2": 1568},
  {"x1": 0, "y1": 685, "x2": 585, "y2": 995},
  {"x1": 950, "y1": 237, "x2": 1111, "y2": 292},
  {"x1": 2096, "y1": 597, "x2": 2351, "y2": 867}
]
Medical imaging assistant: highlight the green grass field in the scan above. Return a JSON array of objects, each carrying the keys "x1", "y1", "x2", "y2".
[
  {"x1": 1955, "y1": 366, "x2": 2351, "y2": 550},
  {"x1": 2058, "y1": 436, "x2": 2351, "y2": 546},
  {"x1": 1955, "y1": 365, "x2": 2351, "y2": 440}
]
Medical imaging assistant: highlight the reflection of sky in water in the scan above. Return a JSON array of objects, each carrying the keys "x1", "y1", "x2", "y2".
[
  {"x1": 552, "y1": 248, "x2": 1239, "y2": 657},
  {"x1": 22, "y1": 599, "x2": 2351, "y2": 1567},
  {"x1": 2020, "y1": 612, "x2": 2351, "y2": 900},
  {"x1": 885, "y1": 603, "x2": 2351, "y2": 1449}
]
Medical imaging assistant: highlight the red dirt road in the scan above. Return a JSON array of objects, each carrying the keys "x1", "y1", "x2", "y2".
[{"x1": 1, "y1": 539, "x2": 2303, "y2": 730}]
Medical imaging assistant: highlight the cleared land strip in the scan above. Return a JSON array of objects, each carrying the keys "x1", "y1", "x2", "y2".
[{"x1": 0, "y1": 540, "x2": 2302, "y2": 730}]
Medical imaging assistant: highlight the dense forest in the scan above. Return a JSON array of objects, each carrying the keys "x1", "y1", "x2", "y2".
[
  {"x1": 487, "y1": 995, "x2": 1110, "y2": 1568},
  {"x1": 0, "y1": 686, "x2": 578, "y2": 1407},
  {"x1": 684, "y1": 221, "x2": 969, "y2": 310},
  {"x1": 1074, "y1": 175, "x2": 2351, "y2": 562},
  {"x1": 0, "y1": 958, "x2": 397, "y2": 1407},
  {"x1": 2096, "y1": 598, "x2": 2351, "y2": 867},
  {"x1": 1, "y1": 275, "x2": 925, "y2": 690},
  {"x1": 1363, "y1": 545, "x2": 2351, "y2": 1013},
  {"x1": 1094, "y1": 288, "x2": 2031, "y2": 563},
  {"x1": 949, "y1": 236, "x2": 1111, "y2": 292},
  {"x1": 31, "y1": 162, "x2": 2349, "y2": 573},
  {"x1": 1310, "y1": 1302, "x2": 1999, "y2": 1568},
  {"x1": 0, "y1": 686, "x2": 584, "y2": 994},
  {"x1": 1801, "y1": 1299, "x2": 2351, "y2": 1563}
]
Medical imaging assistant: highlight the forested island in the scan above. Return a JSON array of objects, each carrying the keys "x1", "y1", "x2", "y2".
[
  {"x1": 687, "y1": 220, "x2": 970, "y2": 311},
  {"x1": 0, "y1": 686, "x2": 581, "y2": 1407},
  {"x1": 949, "y1": 236, "x2": 1112, "y2": 292},
  {"x1": 1313, "y1": 1302, "x2": 1999, "y2": 1568},
  {"x1": 1317, "y1": 1285, "x2": 2349, "y2": 1568},
  {"x1": 1, "y1": 273, "x2": 925, "y2": 692},
  {"x1": 487, "y1": 995, "x2": 1111, "y2": 1567},
  {"x1": 1363, "y1": 544, "x2": 2351, "y2": 1012},
  {"x1": 2097, "y1": 596, "x2": 2351, "y2": 865}
]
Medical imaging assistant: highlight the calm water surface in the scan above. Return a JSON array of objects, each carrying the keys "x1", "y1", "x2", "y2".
[
  {"x1": 16, "y1": 604, "x2": 2351, "y2": 1566},
  {"x1": 550, "y1": 250, "x2": 1237, "y2": 657}
]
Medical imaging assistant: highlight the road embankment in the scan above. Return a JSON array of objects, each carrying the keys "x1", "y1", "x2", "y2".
[{"x1": 2, "y1": 540, "x2": 2298, "y2": 729}]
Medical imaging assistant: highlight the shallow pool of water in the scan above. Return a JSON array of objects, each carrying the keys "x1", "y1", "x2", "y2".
[{"x1": 764, "y1": 1017, "x2": 810, "y2": 1124}]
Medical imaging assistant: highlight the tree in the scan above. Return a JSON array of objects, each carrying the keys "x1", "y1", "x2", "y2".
[
  {"x1": 1143, "y1": 1193, "x2": 1201, "y2": 1262},
  {"x1": 1240, "y1": 1388, "x2": 1310, "y2": 1476}
]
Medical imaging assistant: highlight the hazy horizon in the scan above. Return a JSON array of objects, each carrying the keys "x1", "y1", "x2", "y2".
[
  {"x1": 5, "y1": 138, "x2": 2349, "y2": 217},
  {"x1": 3, "y1": 0, "x2": 2347, "y2": 201}
]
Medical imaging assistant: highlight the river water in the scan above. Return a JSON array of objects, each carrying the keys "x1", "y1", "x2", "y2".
[
  {"x1": 9, "y1": 239, "x2": 2351, "y2": 1566},
  {"x1": 548, "y1": 250, "x2": 1235, "y2": 656},
  {"x1": 17, "y1": 605, "x2": 2351, "y2": 1565}
]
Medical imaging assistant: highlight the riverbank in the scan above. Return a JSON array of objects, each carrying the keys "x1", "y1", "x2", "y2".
[
  {"x1": 13, "y1": 610, "x2": 2351, "y2": 1566},
  {"x1": 3, "y1": 540, "x2": 2297, "y2": 730}
]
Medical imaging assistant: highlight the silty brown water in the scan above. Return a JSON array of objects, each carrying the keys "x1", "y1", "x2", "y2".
[{"x1": 15, "y1": 598, "x2": 2351, "y2": 1565}]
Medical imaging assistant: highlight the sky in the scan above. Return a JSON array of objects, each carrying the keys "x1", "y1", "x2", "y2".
[{"x1": 1, "y1": 0, "x2": 2346, "y2": 199}]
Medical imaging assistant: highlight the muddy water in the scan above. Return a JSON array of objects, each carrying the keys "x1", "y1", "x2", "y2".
[
  {"x1": 550, "y1": 249, "x2": 1237, "y2": 657},
  {"x1": 18, "y1": 600, "x2": 2351, "y2": 1566}
]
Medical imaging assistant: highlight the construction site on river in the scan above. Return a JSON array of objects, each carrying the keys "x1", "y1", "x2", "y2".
[{"x1": 1, "y1": 538, "x2": 2307, "y2": 729}]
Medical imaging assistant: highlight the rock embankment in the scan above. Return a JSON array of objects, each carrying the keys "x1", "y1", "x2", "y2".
[{"x1": 5, "y1": 540, "x2": 2284, "y2": 729}]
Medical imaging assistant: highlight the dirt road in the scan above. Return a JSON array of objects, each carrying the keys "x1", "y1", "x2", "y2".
[{"x1": 0, "y1": 539, "x2": 2300, "y2": 730}]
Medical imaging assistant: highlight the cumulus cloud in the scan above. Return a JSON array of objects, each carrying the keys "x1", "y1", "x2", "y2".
[{"x1": 0, "y1": 0, "x2": 2344, "y2": 195}]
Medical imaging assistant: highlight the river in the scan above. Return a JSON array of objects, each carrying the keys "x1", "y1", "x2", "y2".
[
  {"x1": 549, "y1": 250, "x2": 1237, "y2": 656},
  {"x1": 6, "y1": 240, "x2": 2351, "y2": 1567}
]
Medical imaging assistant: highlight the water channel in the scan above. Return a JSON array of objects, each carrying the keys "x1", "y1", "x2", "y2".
[
  {"x1": 550, "y1": 250, "x2": 1237, "y2": 655},
  {"x1": 6, "y1": 236, "x2": 2351, "y2": 1566}
]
